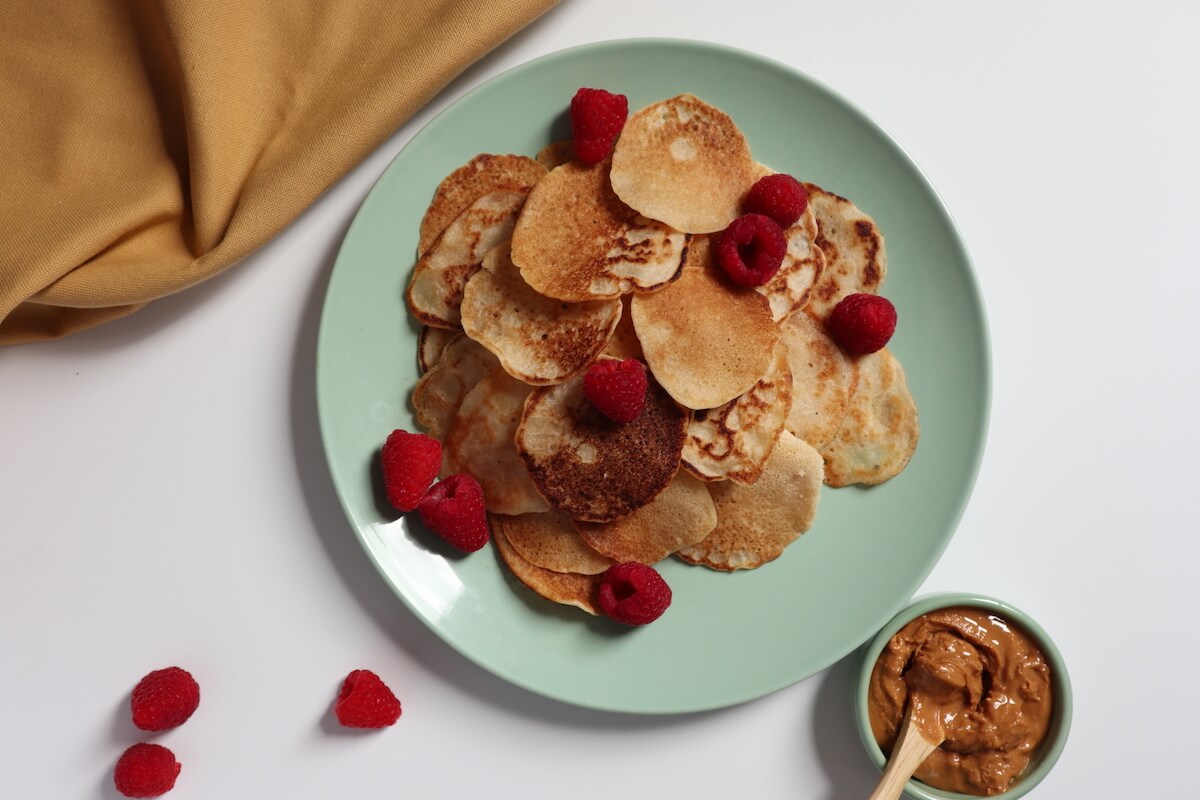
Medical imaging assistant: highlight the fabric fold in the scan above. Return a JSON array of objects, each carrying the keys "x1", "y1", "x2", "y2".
[{"x1": 0, "y1": 0, "x2": 562, "y2": 344}]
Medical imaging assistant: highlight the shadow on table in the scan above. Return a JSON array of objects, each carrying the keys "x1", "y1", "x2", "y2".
[{"x1": 810, "y1": 653, "x2": 882, "y2": 800}]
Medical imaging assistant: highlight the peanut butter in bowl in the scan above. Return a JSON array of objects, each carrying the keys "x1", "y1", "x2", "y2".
[{"x1": 855, "y1": 595, "x2": 1072, "y2": 800}]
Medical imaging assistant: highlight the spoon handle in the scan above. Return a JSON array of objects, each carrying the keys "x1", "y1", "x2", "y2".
[{"x1": 867, "y1": 711, "x2": 943, "y2": 800}]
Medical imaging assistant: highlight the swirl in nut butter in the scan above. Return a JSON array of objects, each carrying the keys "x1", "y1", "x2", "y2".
[{"x1": 867, "y1": 607, "x2": 1053, "y2": 796}]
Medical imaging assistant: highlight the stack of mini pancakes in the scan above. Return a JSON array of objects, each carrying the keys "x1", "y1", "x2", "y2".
[{"x1": 405, "y1": 95, "x2": 919, "y2": 617}]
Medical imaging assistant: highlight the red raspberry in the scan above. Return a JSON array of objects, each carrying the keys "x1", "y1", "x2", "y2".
[
  {"x1": 570, "y1": 87, "x2": 629, "y2": 165},
  {"x1": 583, "y1": 358, "x2": 647, "y2": 423},
  {"x1": 743, "y1": 173, "x2": 809, "y2": 228},
  {"x1": 715, "y1": 214, "x2": 787, "y2": 287},
  {"x1": 130, "y1": 667, "x2": 199, "y2": 732},
  {"x1": 597, "y1": 563, "x2": 672, "y2": 625},
  {"x1": 334, "y1": 669, "x2": 403, "y2": 729},
  {"x1": 826, "y1": 293, "x2": 898, "y2": 355},
  {"x1": 381, "y1": 429, "x2": 442, "y2": 512},
  {"x1": 418, "y1": 473, "x2": 490, "y2": 552},
  {"x1": 113, "y1": 743, "x2": 181, "y2": 798}
]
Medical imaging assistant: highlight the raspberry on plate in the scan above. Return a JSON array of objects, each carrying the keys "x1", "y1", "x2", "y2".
[
  {"x1": 334, "y1": 669, "x2": 402, "y2": 729},
  {"x1": 715, "y1": 213, "x2": 787, "y2": 287},
  {"x1": 381, "y1": 429, "x2": 442, "y2": 512},
  {"x1": 597, "y1": 562, "x2": 672, "y2": 625},
  {"x1": 826, "y1": 293, "x2": 897, "y2": 355},
  {"x1": 418, "y1": 473, "x2": 490, "y2": 552},
  {"x1": 743, "y1": 173, "x2": 808, "y2": 228},
  {"x1": 583, "y1": 358, "x2": 647, "y2": 423},
  {"x1": 130, "y1": 666, "x2": 200, "y2": 732},
  {"x1": 113, "y1": 743, "x2": 181, "y2": 798},
  {"x1": 570, "y1": 87, "x2": 629, "y2": 165}
]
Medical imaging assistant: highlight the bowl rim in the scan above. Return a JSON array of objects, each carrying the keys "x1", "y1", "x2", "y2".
[{"x1": 852, "y1": 592, "x2": 1073, "y2": 800}]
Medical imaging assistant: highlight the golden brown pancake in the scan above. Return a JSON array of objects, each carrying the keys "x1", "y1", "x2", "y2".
[
  {"x1": 684, "y1": 174, "x2": 822, "y2": 321},
  {"x1": 677, "y1": 431, "x2": 823, "y2": 571},
  {"x1": 406, "y1": 191, "x2": 526, "y2": 328},
  {"x1": 417, "y1": 326, "x2": 462, "y2": 373},
  {"x1": 495, "y1": 511, "x2": 613, "y2": 575},
  {"x1": 410, "y1": 336, "x2": 498, "y2": 441},
  {"x1": 515, "y1": 358, "x2": 688, "y2": 522},
  {"x1": 418, "y1": 154, "x2": 546, "y2": 256},
  {"x1": 684, "y1": 233, "x2": 711, "y2": 268},
  {"x1": 780, "y1": 310, "x2": 858, "y2": 450},
  {"x1": 761, "y1": 204, "x2": 825, "y2": 321},
  {"x1": 610, "y1": 94, "x2": 756, "y2": 233},
  {"x1": 535, "y1": 140, "x2": 575, "y2": 170},
  {"x1": 601, "y1": 296, "x2": 644, "y2": 361},
  {"x1": 742, "y1": 165, "x2": 825, "y2": 320},
  {"x1": 509, "y1": 159, "x2": 687, "y2": 302},
  {"x1": 631, "y1": 266, "x2": 780, "y2": 410},
  {"x1": 819, "y1": 348, "x2": 919, "y2": 487},
  {"x1": 575, "y1": 471, "x2": 717, "y2": 564},
  {"x1": 461, "y1": 242, "x2": 621, "y2": 386},
  {"x1": 682, "y1": 339, "x2": 793, "y2": 485},
  {"x1": 442, "y1": 367, "x2": 549, "y2": 515},
  {"x1": 492, "y1": 521, "x2": 601, "y2": 615},
  {"x1": 804, "y1": 183, "x2": 887, "y2": 317}
]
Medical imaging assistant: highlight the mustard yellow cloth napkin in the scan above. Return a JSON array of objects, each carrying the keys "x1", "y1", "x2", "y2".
[{"x1": 0, "y1": 0, "x2": 560, "y2": 345}]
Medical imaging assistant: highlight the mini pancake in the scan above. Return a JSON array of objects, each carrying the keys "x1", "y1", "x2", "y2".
[
  {"x1": 461, "y1": 243, "x2": 621, "y2": 386},
  {"x1": 602, "y1": 296, "x2": 644, "y2": 361},
  {"x1": 682, "y1": 339, "x2": 793, "y2": 485},
  {"x1": 495, "y1": 511, "x2": 613, "y2": 575},
  {"x1": 406, "y1": 190, "x2": 526, "y2": 328},
  {"x1": 681, "y1": 233, "x2": 711, "y2": 270},
  {"x1": 631, "y1": 266, "x2": 780, "y2": 410},
  {"x1": 492, "y1": 521, "x2": 601, "y2": 615},
  {"x1": 677, "y1": 431, "x2": 823, "y2": 571},
  {"x1": 510, "y1": 159, "x2": 687, "y2": 302},
  {"x1": 781, "y1": 310, "x2": 858, "y2": 450},
  {"x1": 819, "y1": 348, "x2": 919, "y2": 487},
  {"x1": 804, "y1": 183, "x2": 887, "y2": 317},
  {"x1": 418, "y1": 154, "x2": 546, "y2": 256},
  {"x1": 417, "y1": 326, "x2": 462, "y2": 373},
  {"x1": 410, "y1": 336, "x2": 498, "y2": 441},
  {"x1": 760, "y1": 204, "x2": 825, "y2": 321},
  {"x1": 535, "y1": 140, "x2": 575, "y2": 170},
  {"x1": 515, "y1": 359, "x2": 688, "y2": 522},
  {"x1": 575, "y1": 471, "x2": 717, "y2": 564},
  {"x1": 610, "y1": 94, "x2": 756, "y2": 233},
  {"x1": 443, "y1": 368, "x2": 549, "y2": 515},
  {"x1": 746, "y1": 165, "x2": 825, "y2": 320}
]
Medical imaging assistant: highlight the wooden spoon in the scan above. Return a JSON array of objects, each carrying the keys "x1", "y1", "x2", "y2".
[{"x1": 867, "y1": 706, "x2": 944, "y2": 800}]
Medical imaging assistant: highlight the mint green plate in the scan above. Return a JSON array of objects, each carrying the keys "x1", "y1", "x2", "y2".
[{"x1": 316, "y1": 39, "x2": 989, "y2": 714}]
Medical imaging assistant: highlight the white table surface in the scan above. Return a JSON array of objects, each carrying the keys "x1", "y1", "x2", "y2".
[{"x1": 4, "y1": 2, "x2": 1197, "y2": 797}]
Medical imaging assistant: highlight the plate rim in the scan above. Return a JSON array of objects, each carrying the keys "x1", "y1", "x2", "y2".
[{"x1": 316, "y1": 36, "x2": 992, "y2": 714}]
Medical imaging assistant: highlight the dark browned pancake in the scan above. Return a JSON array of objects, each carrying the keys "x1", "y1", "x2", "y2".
[{"x1": 515, "y1": 358, "x2": 688, "y2": 522}]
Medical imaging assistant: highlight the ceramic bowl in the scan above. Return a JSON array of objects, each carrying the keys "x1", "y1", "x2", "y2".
[{"x1": 853, "y1": 593, "x2": 1072, "y2": 800}]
